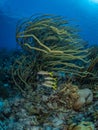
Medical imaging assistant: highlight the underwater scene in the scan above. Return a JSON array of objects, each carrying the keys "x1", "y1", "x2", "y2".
[{"x1": 0, "y1": 0, "x2": 98, "y2": 130}]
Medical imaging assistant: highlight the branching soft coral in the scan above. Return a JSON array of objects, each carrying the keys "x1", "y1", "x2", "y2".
[{"x1": 16, "y1": 14, "x2": 90, "y2": 78}]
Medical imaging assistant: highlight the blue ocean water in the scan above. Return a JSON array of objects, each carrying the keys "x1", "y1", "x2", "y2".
[{"x1": 0, "y1": 0, "x2": 98, "y2": 49}]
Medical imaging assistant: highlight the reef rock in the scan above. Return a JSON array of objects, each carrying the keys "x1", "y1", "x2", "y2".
[
  {"x1": 73, "y1": 88, "x2": 93, "y2": 111},
  {"x1": 68, "y1": 121, "x2": 95, "y2": 130}
]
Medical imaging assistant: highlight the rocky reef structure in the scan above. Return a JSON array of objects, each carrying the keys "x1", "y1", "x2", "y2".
[
  {"x1": 68, "y1": 121, "x2": 95, "y2": 130},
  {"x1": 0, "y1": 14, "x2": 98, "y2": 130}
]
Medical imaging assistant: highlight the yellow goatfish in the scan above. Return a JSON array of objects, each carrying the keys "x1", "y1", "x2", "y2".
[{"x1": 37, "y1": 71, "x2": 54, "y2": 77}]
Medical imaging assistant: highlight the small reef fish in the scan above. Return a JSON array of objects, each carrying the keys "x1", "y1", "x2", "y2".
[
  {"x1": 43, "y1": 81, "x2": 55, "y2": 85},
  {"x1": 42, "y1": 82, "x2": 57, "y2": 90},
  {"x1": 42, "y1": 83, "x2": 53, "y2": 88},
  {"x1": 44, "y1": 77, "x2": 56, "y2": 81},
  {"x1": 37, "y1": 71, "x2": 51, "y2": 75},
  {"x1": 37, "y1": 71, "x2": 54, "y2": 77}
]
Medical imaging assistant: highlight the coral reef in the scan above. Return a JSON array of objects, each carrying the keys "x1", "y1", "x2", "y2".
[
  {"x1": 12, "y1": 14, "x2": 94, "y2": 94},
  {"x1": 0, "y1": 14, "x2": 98, "y2": 130},
  {"x1": 80, "y1": 45, "x2": 98, "y2": 84},
  {"x1": 16, "y1": 14, "x2": 90, "y2": 77},
  {"x1": 68, "y1": 121, "x2": 95, "y2": 130},
  {"x1": 73, "y1": 88, "x2": 93, "y2": 110}
]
